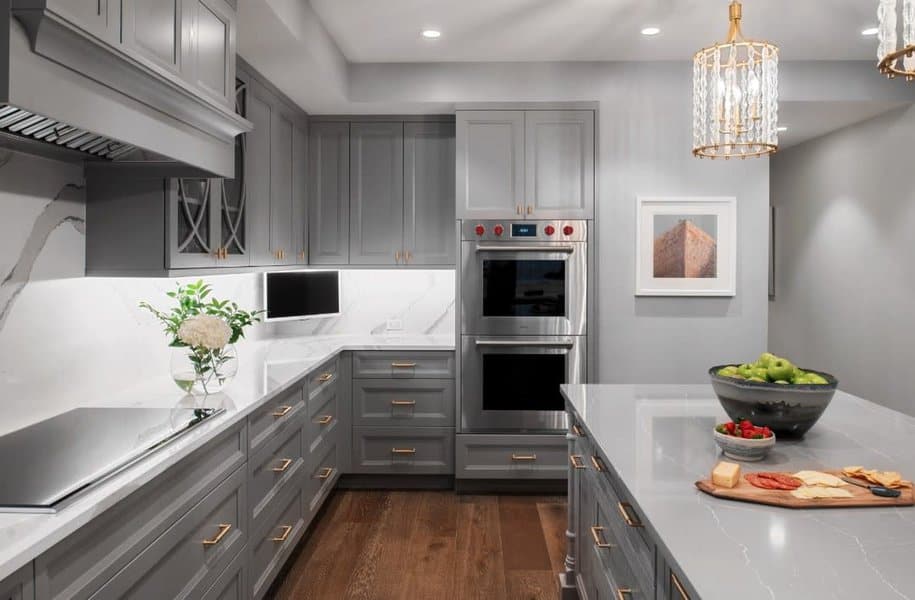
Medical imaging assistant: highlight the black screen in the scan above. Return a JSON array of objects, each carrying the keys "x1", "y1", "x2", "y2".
[
  {"x1": 511, "y1": 223, "x2": 537, "y2": 237},
  {"x1": 482, "y1": 354, "x2": 566, "y2": 411},
  {"x1": 482, "y1": 260, "x2": 566, "y2": 317},
  {"x1": 265, "y1": 271, "x2": 340, "y2": 320}
]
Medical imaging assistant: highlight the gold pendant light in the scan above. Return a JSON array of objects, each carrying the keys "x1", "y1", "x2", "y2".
[
  {"x1": 692, "y1": 1, "x2": 779, "y2": 159},
  {"x1": 877, "y1": 0, "x2": 915, "y2": 81}
]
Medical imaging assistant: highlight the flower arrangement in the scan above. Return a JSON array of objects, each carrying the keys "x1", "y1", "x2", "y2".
[{"x1": 140, "y1": 280, "x2": 262, "y2": 395}]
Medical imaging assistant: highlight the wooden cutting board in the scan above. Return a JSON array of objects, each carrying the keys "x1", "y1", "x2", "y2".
[{"x1": 696, "y1": 471, "x2": 915, "y2": 509}]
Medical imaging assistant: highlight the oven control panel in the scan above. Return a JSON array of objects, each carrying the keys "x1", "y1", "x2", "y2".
[{"x1": 462, "y1": 220, "x2": 587, "y2": 242}]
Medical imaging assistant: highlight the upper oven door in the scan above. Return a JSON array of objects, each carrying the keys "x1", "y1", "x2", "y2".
[{"x1": 461, "y1": 241, "x2": 586, "y2": 336}]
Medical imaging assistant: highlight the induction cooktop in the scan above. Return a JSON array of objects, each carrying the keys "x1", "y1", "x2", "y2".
[{"x1": 0, "y1": 406, "x2": 224, "y2": 513}]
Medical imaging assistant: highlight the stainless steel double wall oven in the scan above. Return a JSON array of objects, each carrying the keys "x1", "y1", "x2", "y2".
[{"x1": 460, "y1": 220, "x2": 588, "y2": 432}]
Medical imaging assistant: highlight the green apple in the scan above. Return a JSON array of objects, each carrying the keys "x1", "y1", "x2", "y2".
[
  {"x1": 717, "y1": 366, "x2": 740, "y2": 377},
  {"x1": 793, "y1": 367, "x2": 806, "y2": 379},
  {"x1": 793, "y1": 374, "x2": 813, "y2": 385},
  {"x1": 748, "y1": 376, "x2": 767, "y2": 383},
  {"x1": 757, "y1": 352, "x2": 779, "y2": 368},
  {"x1": 767, "y1": 358, "x2": 795, "y2": 382},
  {"x1": 806, "y1": 373, "x2": 829, "y2": 385},
  {"x1": 737, "y1": 363, "x2": 756, "y2": 379},
  {"x1": 753, "y1": 367, "x2": 770, "y2": 381},
  {"x1": 774, "y1": 380, "x2": 790, "y2": 385}
]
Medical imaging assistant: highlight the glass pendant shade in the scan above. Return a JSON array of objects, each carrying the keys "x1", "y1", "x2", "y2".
[
  {"x1": 692, "y1": 1, "x2": 779, "y2": 159},
  {"x1": 878, "y1": 0, "x2": 915, "y2": 80}
]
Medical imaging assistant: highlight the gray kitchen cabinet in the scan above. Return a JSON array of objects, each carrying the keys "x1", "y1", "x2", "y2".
[
  {"x1": 525, "y1": 110, "x2": 594, "y2": 219},
  {"x1": 249, "y1": 488, "x2": 304, "y2": 600},
  {"x1": 308, "y1": 122, "x2": 350, "y2": 265},
  {"x1": 352, "y1": 351, "x2": 456, "y2": 380},
  {"x1": 201, "y1": 548, "x2": 246, "y2": 600},
  {"x1": 351, "y1": 427, "x2": 454, "y2": 475},
  {"x1": 0, "y1": 564, "x2": 34, "y2": 600},
  {"x1": 168, "y1": 177, "x2": 221, "y2": 269},
  {"x1": 455, "y1": 434, "x2": 568, "y2": 480},
  {"x1": 292, "y1": 123, "x2": 309, "y2": 264},
  {"x1": 243, "y1": 77, "x2": 273, "y2": 267},
  {"x1": 269, "y1": 103, "x2": 296, "y2": 266},
  {"x1": 121, "y1": 0, "x2": 183, "y2": 76},
  {"x1": 353, "y1": 379, "x2": 455, "y2": 428},
  {"x1": 456, "y1": 110, "x2": 525, "y2": 220},
  {"x1": 403, "y1": 122, "x2": 456, "y2": 265},
  {"x1": 349, "y1": 122, "x2": 404, "y2": 265},
  {"x1": 185, "y1": 0, "x2": 237, "y2": 105},
  {"x1": 33, "y1": 0, "x2": 119, "y2": 42},
  {"x1": 247, "y1": 423, "x2": 305, "y2": 532}
]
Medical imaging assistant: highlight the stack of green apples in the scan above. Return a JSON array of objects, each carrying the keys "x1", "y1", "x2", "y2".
[{"x1": 716, "y1": 353, "x2": 830, "y2": 385}]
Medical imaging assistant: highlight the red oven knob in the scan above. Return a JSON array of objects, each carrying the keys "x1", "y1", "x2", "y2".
[
  {"x1": 493, "y1": 224, "x2": 504, "y2": 236},
  {"x1": 475, "y1": 225, "x2": 485, "y2": 236},
  {"x1": 544, "y1": 225, "x2": 555, "y2": 236},
  {"x1": 563, "y1": 225, "x2": 574, "y2": 236}
]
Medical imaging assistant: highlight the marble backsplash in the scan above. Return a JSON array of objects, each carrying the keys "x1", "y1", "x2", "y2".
[{"x1": 0, "y1": 150, "x2": 455, "y2": 434}]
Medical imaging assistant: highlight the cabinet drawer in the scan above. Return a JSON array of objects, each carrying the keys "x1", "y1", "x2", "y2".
[
  {"x1": 352, "y1": 351, "x2": 455, "y2": 379},
  {"x1": 91, "y1": 467, "x2": 247, "y2": 600},
  {"x1": 351, "y1": 427, "x2": 454, "y2": 474},
  {"x1": 0, "y1": 564, "x2": 33, "y2": 600},
  {"x1": 250, "y1": 490, "x2": 305, "y2": 600},
  {"x1": 201, "y1": 544, "x2": 246, "y2": 600},
  {"x1": 35, "y1": 423, "x2": 245, "y2": 600},
  {"x1": 304, "y1": 441, "x2": 339, "y2": 515},
  {"x1": 307, "y1": 357, "x2": 339, "y2": 400},
  {"x1": 591, "y1": 483, "x2": 650, "y2": 600},
  {"x1": 306, "y1": 384, "x2": 340, "y2": 460},
  {"x1": 353, "y1": 379, "x2": 455, "y2": 427},
  {"x1": 248, "y1": 384, "x2": 305, "y2": 453},
  {"x1": 456, "y1": 434, "x2": 567, "y2": 480},
  {"x1": 248, "y1": 425, "x2": 305, "y2": 530}
]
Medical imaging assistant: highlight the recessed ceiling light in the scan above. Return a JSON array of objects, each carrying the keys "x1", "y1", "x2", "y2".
[
  {"x1": 641, "y1": 27, "x2": 661, "y2": 36},
  {"x1": 421, "y1": 29, "x2": 441, "y2": 39},
  {"x1": 777, "y1": 126, "x2": 789, "y2": 132},
  {"x1": 861, "y1": 27, "x2": 879, "y2": 36}
]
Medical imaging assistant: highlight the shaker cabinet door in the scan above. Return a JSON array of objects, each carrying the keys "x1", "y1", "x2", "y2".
[
  {"x1": 215, "y1": 76, "x2": 250, "y2": 267},
  {"x1": 292, "y1": 122, "x2": 308, "y2": 264},
  {"x1": 184, "y1": 0, "x2": 236, "y2": 105},
  {"x1": 404, "y1": 121, "x2": 455, "y2": 266},
  {"x1": 308, "y1": 122, "x2": 350, "y2": 265},
  {"x1": 44, "y1": 0, "x2": 119, "y2": 42},
  {"x1": 269, "y1": 105, "x2": 296, "y2": 265},
  {"x1": 121, "y1": 0, "x2": 184, "y2": 76},
  {"x1": 455, "y1": 111, "x2": 524, "y2": 220},
  {"x1": 244, "y1": 80, "x2": 273, "y2": 266},
  {"x1": 349, "y1": 122, "x2": 404, "y2": 265},
  {"x1": 525, "y1": 110, "x2": 594, "y2": 219}
]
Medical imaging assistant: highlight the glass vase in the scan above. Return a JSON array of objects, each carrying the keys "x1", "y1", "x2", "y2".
[{"x1": 170, "y1": 344, "x2": 238, "y2": 396}]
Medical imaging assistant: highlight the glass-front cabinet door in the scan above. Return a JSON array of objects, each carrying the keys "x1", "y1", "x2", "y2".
[{"x1": 167, "y1": 178, "x2": 219, "y2": 269}]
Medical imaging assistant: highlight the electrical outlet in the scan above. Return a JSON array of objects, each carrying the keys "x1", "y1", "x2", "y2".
[{"x1": 386, "y1": 319, "x2": 403, "y2": 332}]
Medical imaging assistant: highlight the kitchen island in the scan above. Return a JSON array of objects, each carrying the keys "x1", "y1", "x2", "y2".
[{"x1": 561, "y1": 384, "x2": 915, "y2": 600}]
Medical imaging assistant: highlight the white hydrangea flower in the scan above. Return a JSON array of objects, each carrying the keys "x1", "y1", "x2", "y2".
[{"x1": 178, "y1": 314, "x2": 232, "y2": 350}]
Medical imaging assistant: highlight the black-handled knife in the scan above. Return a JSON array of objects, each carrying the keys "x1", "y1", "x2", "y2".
[{"x1": 841, "y1": 476, "x2": 902, "y2": 498}]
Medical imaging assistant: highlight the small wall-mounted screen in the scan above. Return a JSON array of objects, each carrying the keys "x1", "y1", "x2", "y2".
[{"x1": 264, "y1": 271, "x2": 340, "y2": 321}]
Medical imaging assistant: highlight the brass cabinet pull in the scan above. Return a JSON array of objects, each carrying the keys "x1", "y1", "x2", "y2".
[
  {"x1": 395, "y1": 250, "x2": 402, "y2": 263},
  {"x1": 617, "y1": 501, "x2": 643, "y2": 528},
  {"x1": 671, "y1": 572, "x2": 689, "y2": 599},
  {"x1": 202, "y1": 523, "x2": 232, "y2": 546},
  {"x1": 272, "y1": 405, "x2": 293, "y2": 418},
  {"x1": 590, "y1": 526, "x2": 613, "y2": 549},
  {"x1": 405, "y1": 250, "x2": 412, "y2": 263},
  {"x1": 391, "y1": 399, "x2": 416, "y2": 406},
  {"x1": 569, "y1": 455, "x2": 586, "y2": 469},
  {"x1": 271, "y1": 525, "x2": 293, "y2": 543},
  {"x1": 316, "y1": 415, "x2": 333, "y2": 425},
  {"x1": 318, "y1": 372, "x2": 333, "y2": 383},
  {"x1": 391, "y1": 362, "x2": 417, "y2": 368},
  {"x1": 271, "y1": 458, "x2": 293, "y2": 473},
  {"x1": 590, "y1": 455, "x2": 605, "y2": 472},
  {"x1": 317, "y1": 467, "x2": 334, "y2": 480},
  {"x1": 572, "y1": 424, "x2": 584, "y2": 437},
  {"x1": 527, "y1": 205, "x2": 533, "y2": 215},
  {"x1": 516, "y1": 204, "x2": 522, "y2": 215},
  {"x1": 298, "y1": 250, "x2": 306, "y2": 261},
  {"x1": 616, "y1": 589, "x2": 633, "y2": 600},
  {"x1": 511, "y1": 453, "x2": 537, "y2": 461},
  {"x1": 391, "y1": 447, "x2": 416, "y2": 454}
]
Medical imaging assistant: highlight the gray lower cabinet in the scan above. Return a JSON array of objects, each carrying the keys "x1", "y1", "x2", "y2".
[
  {"x1": 352, "y1": 351, "x2": 456, "y2": 380},
  {"x1": 304, "y1": 440, "x2": 339, "y2": 514},
  {"x1": 403, "y1": 121, "x2": 456, "y2": 265},
  {"x1": 247, "y1": 384, "x2": 306, "y2": 455},
  {"x1": 249, "y1": 488, "x2": 305, "y2": 600},
  {"x1": 351, "y1": 427, "x2": 454, "y2": 474},
  {"x1": 308, "y1": 122, "x2": 351, "y2": 265},
  {"x1": 201, "y1": 547, "x2": 246, "y2": 600},
  {"x1": 455, "y1": 434, "x2": 568, "y2": 479},
  {"x1": 0, "y1": 565, "x2": 34, "y2": 600},
  {"x1": 247, "y1": 421, "x2": 306, "y2": 530},
  {"x1": 353, "y1": 379, "x2": 455, "y2": 428}
]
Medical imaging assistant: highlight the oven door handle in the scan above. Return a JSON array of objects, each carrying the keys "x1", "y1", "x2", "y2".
[
  {"x1": 474, "y1": 244, "x2": 576, "y2": 254},
  {"x1": 474, "y1": 340, "x2": 574, "y2": 349}
]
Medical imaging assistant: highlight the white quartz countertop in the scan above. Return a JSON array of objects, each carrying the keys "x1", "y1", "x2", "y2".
[
  {"x1": 0, "y1": 334, "x2": 454, "y2": 582},
  {"x1": 562, "y1": 384, "x2": 915, "y2": 600}
]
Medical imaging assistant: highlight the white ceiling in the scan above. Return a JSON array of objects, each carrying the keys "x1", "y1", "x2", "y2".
[{"x1": 309, "y1": 0, "x2": 879, "y2": 63}]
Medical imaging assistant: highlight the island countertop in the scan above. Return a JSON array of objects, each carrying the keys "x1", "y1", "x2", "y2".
[{"x1": 562, "y1": 384, "x2": 915, "y2": 600}]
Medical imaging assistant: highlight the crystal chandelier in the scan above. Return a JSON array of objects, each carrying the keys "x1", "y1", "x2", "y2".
[
  {"x1": 877, "y1": 0, "x2": 915, "y2": 80},
  {"x1": 692, "y1": 1, "x2": 779, "y2": 159}
]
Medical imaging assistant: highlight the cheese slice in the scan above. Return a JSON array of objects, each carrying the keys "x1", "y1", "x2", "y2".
[
  {"x1": 792, "y1": 470, "x2": 847, "y2": 487},
  {"x1": 712, "y1": 461, "x2": 741, "y2": 488},
  {"x1": 790, "y1": 486, "x2": 853, "y2": 500}
]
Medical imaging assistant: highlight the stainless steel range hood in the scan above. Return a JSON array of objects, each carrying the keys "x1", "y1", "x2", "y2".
[{"x1": 1, "y1": 2, "x2": 252, "y2": 176}]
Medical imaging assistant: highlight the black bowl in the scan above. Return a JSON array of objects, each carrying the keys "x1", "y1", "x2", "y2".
[{"x1": 709, "y1": 365, "x2": 838, "y2": 438}]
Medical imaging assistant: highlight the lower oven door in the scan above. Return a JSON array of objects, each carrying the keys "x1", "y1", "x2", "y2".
[{"x1": 461, "y1": 336, "x2": 584, "y2": 432}]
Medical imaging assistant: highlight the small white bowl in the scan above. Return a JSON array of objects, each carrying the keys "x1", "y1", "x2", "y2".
[{"x1": 713, "y1": 428, "x2": 775, "y2": 462}]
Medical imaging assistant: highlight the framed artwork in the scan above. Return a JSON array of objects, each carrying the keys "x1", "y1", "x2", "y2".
[{"x1": 636, "y1": 197, "x2": 737, "y2": 296}]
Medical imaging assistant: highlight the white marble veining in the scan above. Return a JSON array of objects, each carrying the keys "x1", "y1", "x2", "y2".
[
  {"x1": 0, "y1": 333, "x2": 454, "y2": 583},
  {"x1": 563, "y1": 384, "x2": 915, "y2": 599}
]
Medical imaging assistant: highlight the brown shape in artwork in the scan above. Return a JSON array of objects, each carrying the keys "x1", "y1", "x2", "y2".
[{"x1": 653, "y1": 219, "x2": 717, "y2": 278}]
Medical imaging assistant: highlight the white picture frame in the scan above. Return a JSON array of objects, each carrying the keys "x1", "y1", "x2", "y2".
[{"x1": 636, "y1": 196, "x2": 737, "y2": 297}]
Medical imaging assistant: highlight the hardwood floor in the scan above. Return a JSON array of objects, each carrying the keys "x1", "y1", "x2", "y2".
[{"x1": 270, "y1": 490, "x2": 567, "y2": 600}]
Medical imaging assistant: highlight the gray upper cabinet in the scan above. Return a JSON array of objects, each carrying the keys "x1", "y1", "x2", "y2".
[
  {"x1": 269, "y1": 104, "x2": 296, "y2": 266},
  {"x1": 308, "y1": 122, "x2": 350, "y2": 265},
  {"x1": 121, "y1": 0, "x2": 184, "y2": 76},
  {"x1": 185, "y1": 0, "x2": 236, "y2": 105},
  {"x1": 349, "y1": 122, "x2": 404, "y2": 265},
  {"x1": 525, "y1": 110, "x2": 594, "y2": 219},
  {"x1": 244, "y1": 78, "x2": 273, "y2": 267},
  {"x1": 168, "y1": 177, "x2": 220, "y2": 269},
  {"x1": 292, "y1": 124, "x2": 308, "y2": 264},
  {"x1": 456, "y1": 110, "x2": 525, "y2": 220},
  {"x1": 404, "y1": 122, "x2": 456, "y2": 265},
  {"x1": 41, "y1": 0, "x2": 119, "y2": 42}
]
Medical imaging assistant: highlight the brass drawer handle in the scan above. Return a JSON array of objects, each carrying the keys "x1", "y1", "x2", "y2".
[
  {"x1": 318, "y1": 373, "x2": 333, "y2": 383},
  {"x1": 516, "y1": 204, "x2": 523, "y2": 215},
  {"x1": 391, "y1": 399, "x2": 417, "y2": 406},
  {"x1": 391, "y1": 447, "x2": 416, "y2": 454},
  {"x1": 569, "y1": 454, "x2": 586, "y2": 469},
  {"x1": 271, "y1": 525, "x2": 293, "y2": 543},
  {"x1": 617, "y1": 501, "x2": 643, "y2": 528},
  {"x1": 272, "y1": 405, "x2": 293, "y2": 418},
  {"x1": 511, "y1": 453, "x2": 537, "y2": 461},
  {"x1": 590, "y1": 455, "x2": 605, "y2": 472},
  {"x1": 395, "y1": 250, "x2": 402, "y2": 263},
  {"x1": 590, "y1": 526, "x2": 614, "y2": 549},
  {"x1": 391, "y1": 362, "x2": 417, "y2": 368},
  {"x1": 316, "y1": 415, "x2": 333, "y2": 425},
  {"x1": 572, "y1": 424, "x2": 584, "y2": 437},
  {"x1": 271, "y1": 458, "x2": 293, "y2": 473},
  {"x1": 405, "y1": 250, "x2": 412, "y2": 263},
  {"x1": 202, "y1": 523, "x2": 232, "y2": 546},
  {"x1": 671, "y1": 572, "x2": 689, "y2": 599},
  {"x1": 616, "y1": 589, "x2": 632, "y2": 600},
  {"x1": 317, "y1": 467, "x2": 334, "y2": 480}
]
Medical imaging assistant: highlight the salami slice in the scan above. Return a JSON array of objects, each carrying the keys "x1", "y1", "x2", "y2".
[
  {"x1": 745, "y1": 472, "x2": 803, "y2": 490},
  {"x1": 745, "y1": 474, "x2": 779, "y2": 489}
]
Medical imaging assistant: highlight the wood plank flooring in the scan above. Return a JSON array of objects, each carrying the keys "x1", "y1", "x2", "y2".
[{"x1": 270, "y1": 490, "x2": 567, "y2": 600}]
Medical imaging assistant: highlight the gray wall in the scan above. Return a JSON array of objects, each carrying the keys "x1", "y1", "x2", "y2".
[{"x1": 769, "y1": 104, "x2": 915, "y2": 414}]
